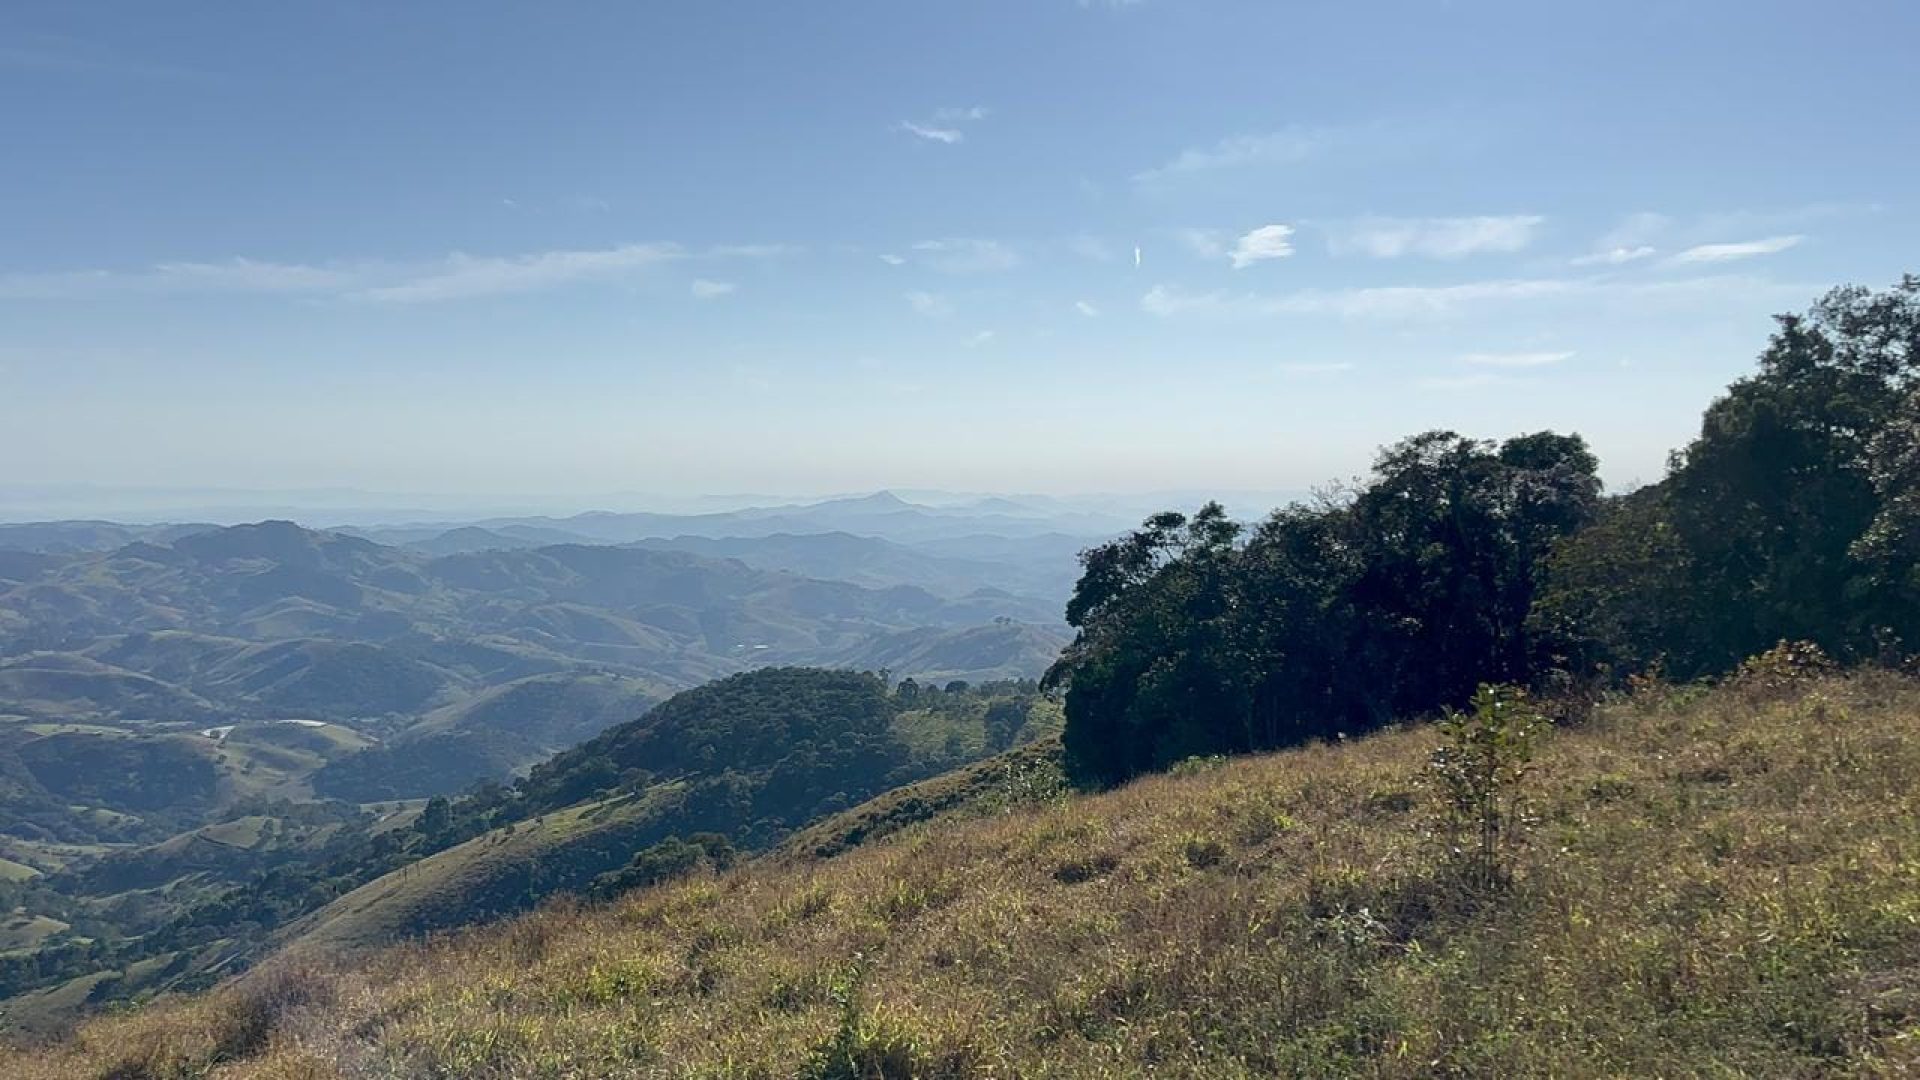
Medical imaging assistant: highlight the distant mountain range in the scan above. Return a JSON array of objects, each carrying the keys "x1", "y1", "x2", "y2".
[
  {"x1": 0, "y1": 519, "x2": 1065, "y2": 720},
  {"x1": 0, "y1": 494, "x2": 1088, "y2": 832}
]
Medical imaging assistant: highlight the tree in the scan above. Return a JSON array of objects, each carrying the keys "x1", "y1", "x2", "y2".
[
  {"x1": 982, "y1": 700, "x2": 1026, "y2": 751},
  {"x1": 417, "y1": 796, "x2": 451, "y2": 836},
  {"x1": 1047, "y1": 435, "x2": 1597, "y2": 788},
  {"x1": 1540, "y1": 277, "x2": 1920, "y2": 675}
]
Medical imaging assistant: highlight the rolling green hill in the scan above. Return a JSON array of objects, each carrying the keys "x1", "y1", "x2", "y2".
[
  {"x1": 0, "y1": 669, "x2": 1051, "y2": 1026},
  {"x1": 278, "y1": 670, "x2": 1052, "y2": 961},
  {"x1": 10, "y1": 671, "x2": 1917, "y2": 1077}
]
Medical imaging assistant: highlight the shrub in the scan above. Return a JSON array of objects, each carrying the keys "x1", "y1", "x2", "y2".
[
  {"x1": 1426, "y1": 684, "x2": 1548, "y2": 889},
  {"x1": 1731, "y1": 640, "x2": 1836, "y2": 700}
]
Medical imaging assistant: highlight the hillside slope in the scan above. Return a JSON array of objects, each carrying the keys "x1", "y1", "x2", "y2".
[{"x1": 11, "y1": 671, "x2": 1919, "y2": 1077}]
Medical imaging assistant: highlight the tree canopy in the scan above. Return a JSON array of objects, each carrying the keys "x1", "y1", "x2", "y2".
[{"x1": 1050, "y1": 277, "x2": 1919, "y2": 788}]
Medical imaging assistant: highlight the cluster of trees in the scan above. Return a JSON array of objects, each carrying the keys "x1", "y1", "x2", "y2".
[{"x1": 1048, "y1": 277, "x2": 1920, "y2": 787}]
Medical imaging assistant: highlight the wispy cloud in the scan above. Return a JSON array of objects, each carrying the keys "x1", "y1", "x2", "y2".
[
  {"x1": 707, "y1": 243, "x2": 798, "y2": 260},
  {"x1": 965, "y1": 330, "x2": 997, "y2": 347},
  {"x1": 899, "y1": 107, "x2": 989, "y2": 145},
  {"x1": 690, "y1": 279, "x2": 736, "y2": 300},
  {"x1": 1075, "y1": 300, "x2": 1100, "y2": 317},
  {"x1": 1570, "y1": 246, "x2": 1656, "y2": 267},
  {"x1": 1141, "y1": 273, "x2": 1803, "y2": 321},
  {"x1": 0, "y1": 257, "x2": 356, "y2": 299},
  {"x1": 1574, "y1": 205, "x2": 1851, "y2": 265},
  {"x1": 1671, "y1": 235, "x2": 1804, "y2": 263},
  {"x1": 358, "y1": 243, "x2": 684, "y2": 303},
  {"x1": 1136, "y1": 128, "x2": 1326, "y2": 185},
  {"x1": 1230, "y1": 224, "x2": 1296, "y2": 268},
  {"x1": 1324, "y1": 215, "x2": 1543, "y2": 259},
  {"x1": 899, "y1": 121, "x2": 963, "y2": 145},
  {"x1": 0, "y1": 238, "x2": 810, "y2": 299},
  {"x1": 1134, "y1": 116, "x2": 1468, "y2": 187},
  {"x1": 1128, "y1": 127, "x2": 1328, "y2": 184},
  {"x1": 0, "y1": 242, "x2": 794, "y2": 304},
  {"x1": 912, "y1": 238, "x2": 1019, "y2": 274},
  {"x1": 906, "y1": 290, "x2": 953, "y2": 317},
  {"x1": 878, "y1": 253, "x2": 907, "y2": 266},
  {"x1": 1462, "y1": 350, "x2": 1573, "y2": 368},
  {"x1": 1143, "y1": 278, "x2": 1574, "y2": 319}
]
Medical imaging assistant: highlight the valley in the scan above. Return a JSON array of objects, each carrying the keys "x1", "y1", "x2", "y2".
[{"x1": 0, "y1": 493, "x2": 1087, "y2": 1026}]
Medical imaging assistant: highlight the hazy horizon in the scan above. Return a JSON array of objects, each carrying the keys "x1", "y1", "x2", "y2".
[{"x1": 0, "y1": 481, "x2": 1322, "y2": 528}]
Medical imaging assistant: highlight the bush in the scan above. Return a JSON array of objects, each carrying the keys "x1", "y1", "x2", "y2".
[
  {"x1": 588, "y1": 833, "x2": 734, "y2": 899},
  {"x1": 1427, "y1": 684, "x2": 1548, "y2": 889}
]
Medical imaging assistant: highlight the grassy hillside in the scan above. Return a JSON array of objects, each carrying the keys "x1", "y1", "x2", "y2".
[
  {"x1": 278, "y1": 786, "x2": 686, "y2": 958},
  {"x1": 11, "y1": 670, "x2": 1919, "y2": 1077}
]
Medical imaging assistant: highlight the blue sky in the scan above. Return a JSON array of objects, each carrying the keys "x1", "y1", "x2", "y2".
[{"x1": 3, "y1": 0, "x2": 1916, "y2": 506}]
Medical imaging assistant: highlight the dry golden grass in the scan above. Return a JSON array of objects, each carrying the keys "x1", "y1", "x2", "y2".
[{"x1": 8, "y1": 671, "x2": 1920, "y2": 1078}]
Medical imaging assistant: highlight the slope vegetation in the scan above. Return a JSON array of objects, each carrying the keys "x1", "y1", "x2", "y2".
[{"x1": 12, "y1": 671, "x2": 1918, "y2": 1077}]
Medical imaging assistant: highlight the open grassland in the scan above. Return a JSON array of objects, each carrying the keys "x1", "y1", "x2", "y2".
[{"x1": 8, "y1": 671, "x2": 1920, "y2": 1078}]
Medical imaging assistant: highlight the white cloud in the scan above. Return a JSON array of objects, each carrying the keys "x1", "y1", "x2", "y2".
[
  {"x1": 1075, "y1": 300, "x2": 1100, "y2": 317},
  {"x1": 707, "y1": 243, "x2": 797, "y2": 260},
  {"x1": 1570, "y1": 246, "x2": 1656, "y2": 266},
  {"x1": 1229, "y1": 224, "x2": 1296, "y2": 268},
  {"x1": 0, "y1": 258, "x2": 354, "y2": 299},
  {"x1": 1576, "y1": 208, "x2": 1841, "y2": 265},
  {"x1": 1324, "y1": 215, "x2": 1543, "y2": 259},
  {"x1": 1136, "y1": 128, "x2": 1326, "y2": 184},
  {"x1": 1671, "y1": 235, "x2": 1804, "y2": 263},
  {"x1": 690, "y1": 279, "x2": 736, "y2": 300},
  {"x1": 900, "y1": 107, "x2": 987, "y2": 145},
  {"x1": 906, "y1": 290, "x2": 953, "y2": 317},
  {"x1": 1278, "y1": 361, "x2": 1354, "y2": 376},
  {"x1": 1462, "y1": 350, "x2": 1573, "y2": 368},
  {"x1": 0, "y1": 241, "x2": 788, "y2": 304},
  {"x1": 912, "y1": 238, "x2": 1019, "y2": 274},
  {"x1": 359, "y1": 243, "x2": 683, "y2": 303},
  {"x1": 1140, "y1": 273, "x2": 1806, "y2": 321},
  {"x1": 878, "y1": 253, "x2": 907, "y2": 266},
  {"x1": 1143, "y1": 278, "x2": 1574, "y2": 319},
  {"x1": 899, "y1": 121, "x2": 963, "y2": 144},
  {"x1": 965, "y1": 330, "x2": 996, "y2": 347}
]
